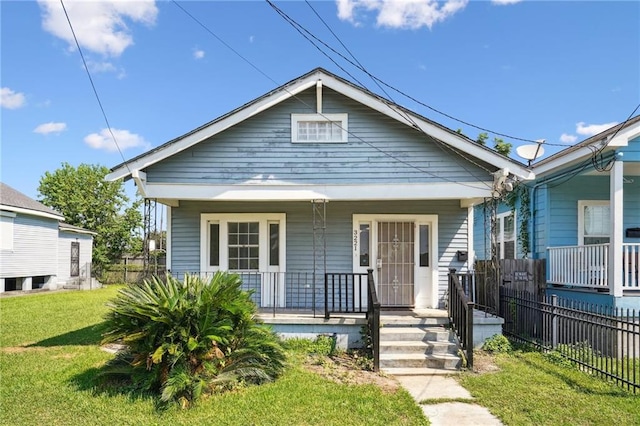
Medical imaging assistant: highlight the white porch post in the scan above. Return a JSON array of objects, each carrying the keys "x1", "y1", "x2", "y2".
[{"x1": 609, "y1": 155, "x2": 623, "y2": 297}]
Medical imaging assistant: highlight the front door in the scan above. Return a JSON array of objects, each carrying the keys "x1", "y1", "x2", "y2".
[{"x1": 377, "y1": 221, "x2": 414, "y2": 306}]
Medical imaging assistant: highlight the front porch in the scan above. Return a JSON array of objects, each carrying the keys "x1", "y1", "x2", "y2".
[{"x1": 547, "y1": 243, "x2": 640, "y2": 293}]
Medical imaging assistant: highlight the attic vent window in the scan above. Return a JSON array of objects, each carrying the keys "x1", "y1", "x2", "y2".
[{"x1": 291, "y1": 113, "x2": 348, "y2": 143}]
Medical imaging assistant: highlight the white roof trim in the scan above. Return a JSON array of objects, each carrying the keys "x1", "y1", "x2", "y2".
[
  {"x1": 534, "y1": 119, "x2": 640, "y2": 176},
  {"x1": 141, "y1": 182, "x2": 494, "y2": 201},
  {"x1": 107, "y1": 69, "x2": 533, "y2": 182},
  {"x1": 0, "y1": 204, "x2": 64, "y2": 221},
  {"x1": 59, "y1": 224, "x2": 97, "y2": 236}
]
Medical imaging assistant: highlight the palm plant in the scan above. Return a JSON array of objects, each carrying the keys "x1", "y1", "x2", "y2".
[{"x1": 101, "y1": 272, "x2": 285, "y2": 407}]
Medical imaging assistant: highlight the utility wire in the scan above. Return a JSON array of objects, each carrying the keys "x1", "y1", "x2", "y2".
[
  {"x1": 300, "y1": 0, "x2": 498, "y2": 182},
  {"x1": 172, "y1": 0, "x2": 494, "y2": 191},
  {"x1": 59, "y1": 0, "x2": 131, "y2": 174},
  {"x1": 267, "y1": 0, "x2": 561, "y2": 147}
]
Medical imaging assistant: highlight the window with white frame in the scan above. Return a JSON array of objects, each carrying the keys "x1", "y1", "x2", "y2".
[
  {"x1": 200, "y1": 213, "x2": 285, "y2": 273},
  {"x1": 0, "y1": 211, "x2": 15, "y2": 251},
  {"x1": 291, "y1": 113, "x2": 348, "y2": 143},
  {"x1": 578, "y1": 200, "x2": 610, "y2": 245},
  {"x1": 497, "y1": 212, "x2": 516, "y2": 259}
]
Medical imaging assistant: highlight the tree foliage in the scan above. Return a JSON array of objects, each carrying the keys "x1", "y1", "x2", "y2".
[
  {"x1": 101, "y1": 272, "x2": 286, "y2": 408},
  {"x1": 475, "y1": 132, "x2": 512, "y2": 156},
  {"x1": 38, "y1": 163, "x2": 142, "y2": 275}
]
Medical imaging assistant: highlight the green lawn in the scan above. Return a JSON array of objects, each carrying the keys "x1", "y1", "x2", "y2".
[
  {"x1": 0, "y1": 287, "x2": 426, "y2": 426},
  {"x1": 458, "y1": 351, "x2": 640, "y2": 426}
]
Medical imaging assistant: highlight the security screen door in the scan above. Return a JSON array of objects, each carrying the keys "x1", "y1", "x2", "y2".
[{"x1": 377, "y1": 221, "x2": 414, "y2": 306}]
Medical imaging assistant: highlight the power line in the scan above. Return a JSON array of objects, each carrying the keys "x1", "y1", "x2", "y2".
[
  {"x1": 171, "y1": 1, "x2": 494, "y2": 191},
  {"x1": 267, "y1": 0, "x2": 558, "y2": 147},
  {"x1": 270, "y1": 0, "x2": 497, "y2": 183},
  {"x1": 59, "y1": 0, "x2": 131, "y2": 174}
]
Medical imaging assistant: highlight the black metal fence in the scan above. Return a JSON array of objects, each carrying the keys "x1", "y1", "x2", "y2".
[
  {"x1": 500, "y1": 287, "x2": 639, "y2": 393},
  {"x1": 448, "y1": 269, "x2": 474, "y2": 368}
]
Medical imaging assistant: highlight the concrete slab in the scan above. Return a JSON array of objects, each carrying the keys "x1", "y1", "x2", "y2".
[
  {"x1": 395, "y1": 375, "x2": 473, "y2": 401},
  {"x1": 421, "y1": 402, "x2": 503, "y2": 426}
]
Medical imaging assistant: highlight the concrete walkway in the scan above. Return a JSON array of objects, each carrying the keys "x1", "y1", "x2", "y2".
[{"x1": 394, "y1": 374, "x2": 503, "y2": 426}]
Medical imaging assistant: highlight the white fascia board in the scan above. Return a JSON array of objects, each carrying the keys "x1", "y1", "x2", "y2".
[
  {"x1": 318, "y1": 75, "x2": 534, "y2": 181},
  {"x1": 59, "y1": 225, "x2": 97, "y2": 236},
  {"x1": 0, "y1": 205, "x2": 64, "y2": 221},
  {"x1": 143, "y1": 182, "x2": 493, "y2": 201},
  {"x1": 535, "y1": 122, "x2": 640, "y2": 176},
  {"x1": 106, "y1": 79, "x2": 319, "y2": 181}
]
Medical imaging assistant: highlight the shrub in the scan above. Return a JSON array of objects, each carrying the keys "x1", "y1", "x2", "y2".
[
  {"x1": 101, "y1": 272, "x2": 286, "y2": 408},
  {"x1": 482, "y1": 334, "x2": 513, "y2": 353}
]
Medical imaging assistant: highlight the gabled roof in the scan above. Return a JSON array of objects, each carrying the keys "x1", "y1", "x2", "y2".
[
  {"x1": 0, "y1": 182, "x2": 64, "y2": 221},
  {"x1": 59, "y1": 222, "x2": 96, "y2": 236},
  {"x1": 107, "y1": 68, "x2": 533, "y2": 182},
  {"x1": 533, "y1": 114, "x2": 640, "y2": 175}
]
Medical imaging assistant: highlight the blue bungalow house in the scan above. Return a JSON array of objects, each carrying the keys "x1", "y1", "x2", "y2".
[
  {"x1": 474, "y1": 115, "x2": 640, "y2": 309},
  {"x1": 106, "y1": 68, "x2": 533, "y2": 313}
]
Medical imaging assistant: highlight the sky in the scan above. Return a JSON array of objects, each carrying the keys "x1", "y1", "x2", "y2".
[{"x1": 1, "y1": 0, "x2": 639, "y2": 201}]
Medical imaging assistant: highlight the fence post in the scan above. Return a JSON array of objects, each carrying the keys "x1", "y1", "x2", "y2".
[{"x1": 551, "y1": 295, "x2": 558, "y2": 349}]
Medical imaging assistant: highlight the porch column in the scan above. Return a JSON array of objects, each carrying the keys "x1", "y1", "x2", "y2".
[{"x1": 609, "y1": 155, "x2": 623, "y2": 297}]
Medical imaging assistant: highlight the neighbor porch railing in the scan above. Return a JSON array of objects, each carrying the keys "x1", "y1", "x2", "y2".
[
  {"x1": 548, "y1": 243, "x2": 640, "y2": 289},
  {"x1": 448, "y1": 269, "x2": 474, "y2": 368}
]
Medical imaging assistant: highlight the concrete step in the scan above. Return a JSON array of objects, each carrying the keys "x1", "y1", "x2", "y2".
[
  {"x1": 382, "y1": 367, "x2": 461, "y2": 376},
  {"x1": 379, "y1": 326, "x2": 455, "y2": 343},
  {"x1": 379, "y1": 340, "x2": 458, "y2": 355},
  {"x1": 381, "y1": 316, "x2": 449, "y2": 327},
  {"x1": 380, "y1": 353, "x2": 461, "y2": 370}
]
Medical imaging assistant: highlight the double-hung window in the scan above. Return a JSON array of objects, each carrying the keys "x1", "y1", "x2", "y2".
[
  {"x1": 578, "y1": 200, "x2": 610, "y2": 245},
  {"x1": 497, "y1": 212, "x2": 516, "y2": 259},
  {"x1": 0, "y1": 211, "x2": 15, "y2": 251},
  {"x1": 201, "y1": 213, "x2": 286, "y2": 273}
]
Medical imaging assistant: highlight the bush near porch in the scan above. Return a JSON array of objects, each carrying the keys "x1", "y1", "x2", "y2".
[{"x1": 0, "y1": 285, "x2": 425, "y2": 425}]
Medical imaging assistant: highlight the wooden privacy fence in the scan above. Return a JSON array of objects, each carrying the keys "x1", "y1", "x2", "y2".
[
  {"x1": 102, "y1": 254, "x2": 166, "y2": 284},
  {"x1": 471, "y1": 259, "x2": 546, "y2": 313}
]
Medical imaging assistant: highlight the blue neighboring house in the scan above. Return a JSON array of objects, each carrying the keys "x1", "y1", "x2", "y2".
[{"x1": 474, "y1": 115, "x2": 640, "y2": 309}]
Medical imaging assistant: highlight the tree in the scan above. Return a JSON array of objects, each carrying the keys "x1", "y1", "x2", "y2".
[
  {"x1": 38, "y1": 163, "x2": 142, "y2": 276},
  {"x1": 492, "y1": 136, "x2": 512, "y2": 156}
]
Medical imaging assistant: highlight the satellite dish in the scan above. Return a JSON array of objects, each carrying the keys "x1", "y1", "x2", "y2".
[{"x1": 516, "y1": 140, "x2": 545, "y2": 165}]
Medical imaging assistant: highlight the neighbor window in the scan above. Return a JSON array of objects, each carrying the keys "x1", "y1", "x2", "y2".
[
  {"x1": 497, "y1": 212, "x2": 516, "y2": 259},
  {"x1": 201, "y1": 214, "x2": 285, "y2": 273},
  {"x1": 578, "y1": 201, "x2": 610, "y2": 245},
  {"x1": 0, "y1": 211, "x2": 15, "y2": 251},
  {"x1": 291, "y1": 113, "x2": 348, "y2": 143}
]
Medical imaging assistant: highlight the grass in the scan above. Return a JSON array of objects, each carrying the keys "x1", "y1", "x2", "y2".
[
  {"x1": 458, "y1": 350, "x2": 640, "y2": 426},
  {"x1": 0, "y1": 287, "x2": 427, "y2": 426}
]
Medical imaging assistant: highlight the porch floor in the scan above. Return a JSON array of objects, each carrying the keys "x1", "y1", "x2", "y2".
[{"x1": 257, "y1": 309, "x2": 449, "y2": 326}]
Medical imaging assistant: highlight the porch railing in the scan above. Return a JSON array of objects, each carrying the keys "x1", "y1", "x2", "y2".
[
  {"x1": 547, "y1": 243, "x2": 640, "y2": 289},
  {"x1": 366, "y1": 268, "x2": 380, "y2": 372},
  {"x1": 448, "y1": 269, "x2": 474, "y2": 368},
  {"x1": 324, "y1": 272, "x2": 368, "y2": 319}
]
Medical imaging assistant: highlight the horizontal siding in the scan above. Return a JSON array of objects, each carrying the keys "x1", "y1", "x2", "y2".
[
  {"x1": 57, "y1": 232, "x2": 93, "y2": 283},
  {"x1": 147, "y1": 87, "x2": 494, "y2": 186},
  {"x1": 0, "y1": 214, "x2": 58, "y2": 278},
  {"x1": 170, "y1": 200, "x2": 469, "y2": 308}
]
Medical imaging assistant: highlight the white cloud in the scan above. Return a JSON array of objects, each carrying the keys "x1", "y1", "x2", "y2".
[
  {"x1": 193, "y1": 49, "x2": 205, "y2": 60},
  {"x1": 249, "y1": 35, "x2": 255, "y2": 43},
  {"x1": 34, "y1": 122, "x2": 67, "y2": 135},
  {"x1": 336, "y1": 0, "x2": 469, "y2": 30},
  {"x1": 576, "y1": 121, "x2": 618, "y2": 136},
  {"x1": 1, "y1": 87, "x2": 26, "y2": 109},
  {"x1": 37, "y1": 0, "x2": 158, "y2": 57},
  {"x1": 84, "y1": 128, "x2": 150, "y2": 152},
  {"x1": 559, "y1": 133, "x2": 577, "y2": 144},
  {"x1": 491, "y1": 0, "x2": 522, "y2": 5}
]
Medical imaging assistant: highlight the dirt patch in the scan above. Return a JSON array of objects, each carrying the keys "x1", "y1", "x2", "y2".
[
  {"x1": 303, "y1": 352, "x2": 400, "y2": 393},
  {"x1": 0, "y1": 345, "x2": 47, "y2": 354},
  {"x1": 469, "y1": 351, "x2": 500, "y2": 374}
]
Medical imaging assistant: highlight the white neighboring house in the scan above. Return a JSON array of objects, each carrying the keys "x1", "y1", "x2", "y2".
[{"x1": 0, "y1": 182, "x2": 96, "y2": 292}]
